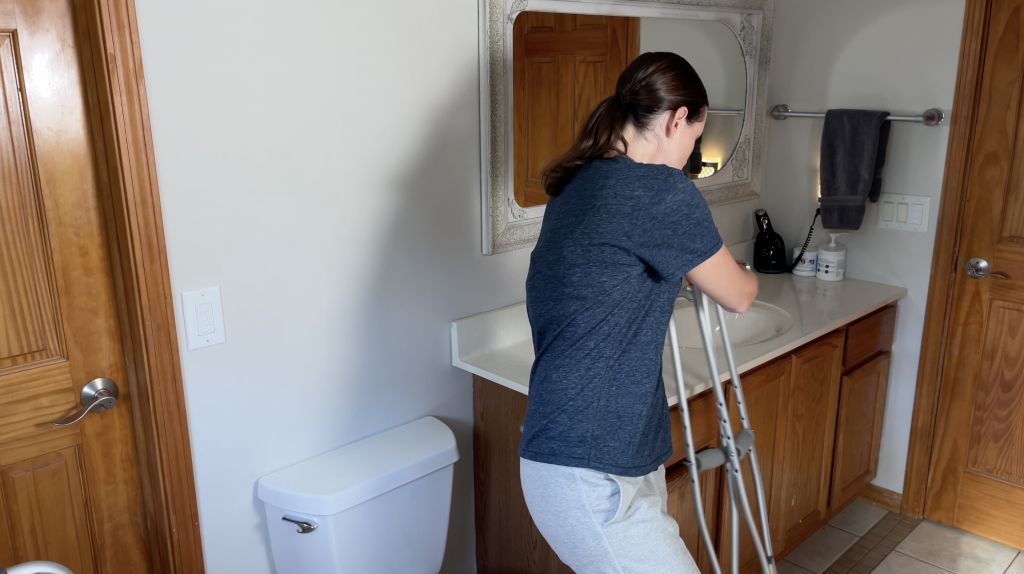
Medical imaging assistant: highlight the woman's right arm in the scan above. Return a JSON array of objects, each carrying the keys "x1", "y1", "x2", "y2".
[{"x1": 685, "y1": 245, "x2": 758, "y2": 313}]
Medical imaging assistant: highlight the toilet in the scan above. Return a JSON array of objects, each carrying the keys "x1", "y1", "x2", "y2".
[{"x1": 257, "y1": 416, "x2": 459, "y2": 574}]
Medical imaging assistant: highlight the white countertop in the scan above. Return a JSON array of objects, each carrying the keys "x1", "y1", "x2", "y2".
[{"x1": 451, "y1": 274, "x2": 907, "y2": 406}]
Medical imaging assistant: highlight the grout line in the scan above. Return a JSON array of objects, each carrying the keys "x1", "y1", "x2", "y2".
[
  {"x1": 826, "y1": 520, "x2": 865, "y2": 537},
  {"x1": 900, "y1": 525, "x2": 1020, "y2": 574},
  {"x1": 822, "y1": 512, "x2": 922, "y2": 574},
  {"x1": 1000, "y1": 551, "x2": 1020, "y2": 574},
  {"x1": 891, "y1": 551, "x2": 958, "y2": 574}
]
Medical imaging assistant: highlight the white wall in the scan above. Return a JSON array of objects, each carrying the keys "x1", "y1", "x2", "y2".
[
  {"x1": 130, "y1": 1, "x2": 822, "y2": 571},
  {"x1": 763, "y1": 0, "x2": 965, "y2": 491},
  {"x1": 134, "y1": 1, "x2": 528, "y2": 571}
]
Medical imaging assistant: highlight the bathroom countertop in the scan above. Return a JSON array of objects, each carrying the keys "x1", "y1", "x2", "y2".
[{"x1": 451, "y1": 274, "x2": 907, "y2": 406}]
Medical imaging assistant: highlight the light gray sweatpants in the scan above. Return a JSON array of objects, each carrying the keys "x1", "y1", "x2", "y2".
[{"x1": 520, "y1": 457, "x2": 699, "y2": 574}]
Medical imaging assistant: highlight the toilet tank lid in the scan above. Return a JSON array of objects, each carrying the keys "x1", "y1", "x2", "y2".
[{"x1": 257, "y1": 416, "x2": 459, "y2": 516}]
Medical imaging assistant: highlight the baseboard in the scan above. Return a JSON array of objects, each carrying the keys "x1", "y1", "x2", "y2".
[{"x1": 861, "y1": 483, "x2": 903, "y2": 514}]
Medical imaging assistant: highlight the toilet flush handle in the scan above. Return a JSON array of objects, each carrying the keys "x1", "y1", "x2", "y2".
[{"x1": 282, "y1": 516, "x2": 317, "y2": 534}]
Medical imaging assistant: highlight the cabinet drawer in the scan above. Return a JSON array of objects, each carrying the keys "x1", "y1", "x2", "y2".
[{"x1": 844, "y1": 305, "x2": 897, "y2": 370}]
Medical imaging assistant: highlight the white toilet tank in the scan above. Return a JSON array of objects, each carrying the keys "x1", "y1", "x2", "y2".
[{"x1": 257, "y1": 416, "x2": 459, "y2": 574}]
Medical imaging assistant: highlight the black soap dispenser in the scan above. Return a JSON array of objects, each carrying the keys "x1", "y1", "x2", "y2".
[{"x1": 753, "y1": 209, "x2": 787, "y2": 274}]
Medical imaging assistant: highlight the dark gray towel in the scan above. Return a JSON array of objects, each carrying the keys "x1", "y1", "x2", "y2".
[{"x1": 819, "y1": 109, "x2": 891, "y2": 230}]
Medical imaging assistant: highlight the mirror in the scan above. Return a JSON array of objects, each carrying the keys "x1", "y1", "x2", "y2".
[
  {"x1": 513, "y1": 14, "x2": 747, "y2": 208},
  {"x1": 481, "y1": 0, "x2": 774, "y2": 254}
]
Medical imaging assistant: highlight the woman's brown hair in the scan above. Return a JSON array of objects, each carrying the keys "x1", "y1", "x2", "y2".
[{"x1": 542, "y1": 52, "x2": 709, "y2": 197}]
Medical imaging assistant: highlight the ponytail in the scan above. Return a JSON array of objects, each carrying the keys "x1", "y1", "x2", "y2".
[
  {"x1": 541, "y1": 52, "x2": 709, "y2": 197},
  {"x1": 542, "y1": 95, "x2": 629, "y2": 197}
]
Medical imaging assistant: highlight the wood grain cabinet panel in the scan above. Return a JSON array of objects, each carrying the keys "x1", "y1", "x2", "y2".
[
  {"x1": 773, "y1": 332, "x2": 845, "y2": 552},
  {"x1": 717, "y1": 357, "x2": 790, "y2": 574},
  {"x1": 830, "y1": 353, "x2": 891, "y2": 511},
  {"x1": 473, "y1": 377, "x2": 571, "y2": 573},
  {"x1": 666, "y1": 437, "x2": 721, "y2": 572}
]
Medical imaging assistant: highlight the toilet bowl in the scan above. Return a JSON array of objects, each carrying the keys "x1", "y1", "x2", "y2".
[{"x1": 257, "y1": 416, "x2": 459, "y2": 574}]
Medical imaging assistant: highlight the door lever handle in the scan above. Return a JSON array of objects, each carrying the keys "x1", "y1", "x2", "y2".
[
  {"x1": 966, "y1": 257, "x2": 1010, "y2": 280},
  {"x1": 51, "y1": 378, "x2": 119, "y2": 427}
]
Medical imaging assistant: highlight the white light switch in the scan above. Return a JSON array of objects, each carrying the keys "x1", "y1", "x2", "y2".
[
  {"x1": 880, "y1": 201, "x2": 895, "y2": 222},
  {"x1": 909, "y1": 204, "x2": 924, "y2": 226},
  {"x1": 877, "y1": 193, "x2": 931, "y2": 232},
  {"x1": 182, "y1": 286, "x2": 225, "y2": 350}
]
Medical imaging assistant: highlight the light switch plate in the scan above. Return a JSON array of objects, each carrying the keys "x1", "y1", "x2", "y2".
[
  {"x1": 877, "y1": 193, "x2": 931, "y2": 232},
  {"x1": 182, "y1": 286, "x2": 226, "y2": 350}
]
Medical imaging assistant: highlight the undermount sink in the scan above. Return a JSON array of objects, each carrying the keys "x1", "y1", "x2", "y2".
[{"x1": 672, "y1": 299, "x2": 794, "y2": 349}]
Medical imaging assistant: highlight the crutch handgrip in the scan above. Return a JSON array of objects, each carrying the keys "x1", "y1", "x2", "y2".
[{"x1": 688, "y1": 429, "x2": 756, "y2": 471}]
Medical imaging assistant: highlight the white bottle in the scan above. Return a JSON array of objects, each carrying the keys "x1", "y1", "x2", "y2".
[{"x1": 816, "y1": 233, "x2": 847, "y2": 281}]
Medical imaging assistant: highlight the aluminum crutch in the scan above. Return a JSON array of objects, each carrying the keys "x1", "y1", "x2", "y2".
[{"x1": 667, "y1": 286, "x2": 777, "y2": 574}]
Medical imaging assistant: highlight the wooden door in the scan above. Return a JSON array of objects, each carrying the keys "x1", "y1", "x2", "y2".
[
  {"x1": 830, "y1": 353, "x2": 890, "y2": 511},
  {"x1": 0, "y1": 0, "x2": 150, "y2": 571},
  {"x1": 718, "y1": 358, "x2": 789, "y2": 574},
  {"x1": 925, "y1": 0, "x2": 1024, "y2": 548},
  {"x1": 772, "y1": 333, "x2": 844, "y2": 552},
  {"x1": 513, "y1": 12, "x2": 639, "y2": 207}
]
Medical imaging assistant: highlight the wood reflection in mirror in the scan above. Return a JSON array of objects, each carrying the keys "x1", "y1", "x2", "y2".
[{"x1": 513, "y1": 12, "x2": 639, "y2": 207}]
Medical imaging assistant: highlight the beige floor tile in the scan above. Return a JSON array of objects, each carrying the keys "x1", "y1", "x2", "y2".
[
  {"x1": 778, "y1": 560, "x2": 814, "y2": 574},
  {"x1": 871, "y1": 552, "x2": 952, "y2": 574},
  {"x1": 895, "y1": 521, "x2": 1017, "y2": 574},
  {"x1": 829, "y1": 500, "x2": 889, "y2": 536},
  {"x1": 1006, "y1": 553, "x2": 1024, "y2": 574},
  {"x1": 786, "y1": 525, "x2": 859, "y2": 573}
]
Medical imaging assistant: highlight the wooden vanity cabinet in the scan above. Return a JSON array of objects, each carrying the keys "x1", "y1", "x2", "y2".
[
  {"x1": 829, "y1": 306, "x2": 896, "y2": 511},
  {"x1": 472, "y1": 305, "x2": 897, "y2": 573}
]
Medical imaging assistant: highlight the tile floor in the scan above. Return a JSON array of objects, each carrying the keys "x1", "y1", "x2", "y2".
[{"x1": 777, "y1": 499, "x2": 1024, "y2": 574}]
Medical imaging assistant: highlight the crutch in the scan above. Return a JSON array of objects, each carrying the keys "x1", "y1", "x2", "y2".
[{"x1": 666, "y1": 286, "x2": 776, "y2": 574}]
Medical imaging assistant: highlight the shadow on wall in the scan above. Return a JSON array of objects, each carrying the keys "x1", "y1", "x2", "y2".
[
  {"x1": 348, "y1": 68, "x2": 489, "y2": 574},
  {"x1": 246, "y1": 67, "x2": 525, "y2": 571}
]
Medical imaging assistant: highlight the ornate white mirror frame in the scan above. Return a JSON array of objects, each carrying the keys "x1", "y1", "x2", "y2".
[{"x1": 480, "y1": 0, "x2": 774, "y2": 254}]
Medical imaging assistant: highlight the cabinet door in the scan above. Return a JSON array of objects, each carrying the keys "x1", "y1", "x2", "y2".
[
  {"x1": 773, "y1": 332, "x2": 845, "y2": 552},
  {"x1": 667, "y1": 463, "x2": 721, "y2": 573},
  {"x1": 473, "y1": 378, "x2": 572, "y2": 573},
  {"x1": 718, "y1": 358, "x2": 790, "y2": 573},
  {"x1": 830, "y1": 353, "x2": 891, "y2": 510},
  {"x1": 666, "y1": 390, "x2": 723, "y2": 572}
]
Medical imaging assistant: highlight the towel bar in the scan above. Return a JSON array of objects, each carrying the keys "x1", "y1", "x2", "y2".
[{"x1": 770, "y1": 104, "x2": 944, "y2": 126}]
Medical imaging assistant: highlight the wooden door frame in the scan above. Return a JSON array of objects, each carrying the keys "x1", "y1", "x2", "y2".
[
  {"x1": 900, "y1": 0, "x2": 990, "y2": 518},
  {"x1": 73, "y1": 1, "x2": 204, "y2": 572}
]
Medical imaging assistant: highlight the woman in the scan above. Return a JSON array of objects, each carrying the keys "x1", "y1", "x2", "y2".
[{"x1": 519, "y1": 52, "x2": 758, "y2": 573}]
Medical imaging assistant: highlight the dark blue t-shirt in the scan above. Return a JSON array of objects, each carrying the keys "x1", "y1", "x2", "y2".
[{"x1": 520, "y1": 156, "x2": 722, "y2": 477}]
